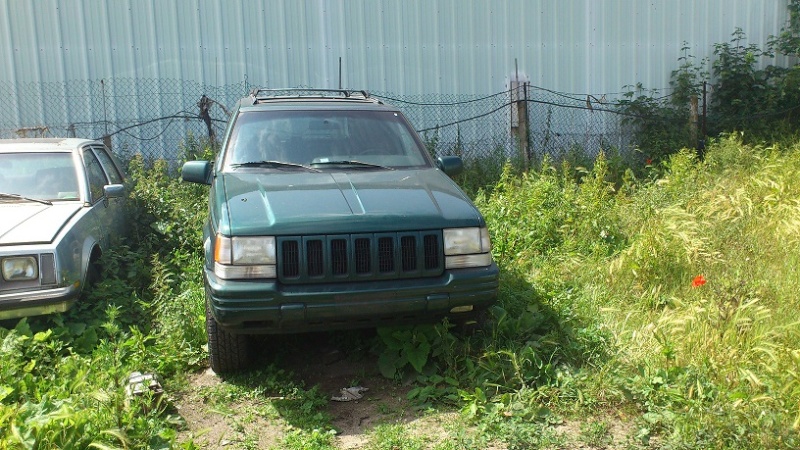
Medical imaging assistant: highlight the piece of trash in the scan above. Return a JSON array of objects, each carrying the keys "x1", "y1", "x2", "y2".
[
  {"x1": 331, "y1": 386, "x2": 369, "y2": 402},
  {"x1": 125, "y1": 371, "x2": 164, "y2": 411}
]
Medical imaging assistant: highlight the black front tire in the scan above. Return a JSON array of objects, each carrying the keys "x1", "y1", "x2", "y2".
[{"x1": 206, "y1": 296, "x2": 250, "y2": 374}]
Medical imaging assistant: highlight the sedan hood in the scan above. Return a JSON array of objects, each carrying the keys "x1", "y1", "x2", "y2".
[
  {"x1": 219, "y1": 169, "x2": 482, "y2": 235},
  {"x1": 0, "y1": 202, "x2": 81, "y2": 245}
]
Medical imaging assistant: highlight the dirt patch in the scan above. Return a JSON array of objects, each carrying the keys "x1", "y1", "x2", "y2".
[
  {"x1": 172, "y1": 331, "x2": 639, "y2": 449},
  {"x1": 174, "y1": 367, "x2": 287, "y2": 448},
  {"x1": 173, "y1": 330, "x2": 425, "y2": 449}
]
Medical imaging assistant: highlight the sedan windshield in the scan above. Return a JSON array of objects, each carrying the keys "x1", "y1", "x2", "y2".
[
  {"x1": 224, "y1": 110, "x2": 431, "y2": 170},
  {"x1": 0, "y1": 153, "x2": 80, "y2": 201}
]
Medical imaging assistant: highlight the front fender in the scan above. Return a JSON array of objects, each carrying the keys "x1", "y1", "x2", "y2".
[{"x1": 81, "y1": 237, "x2": 101, "y2": 283}]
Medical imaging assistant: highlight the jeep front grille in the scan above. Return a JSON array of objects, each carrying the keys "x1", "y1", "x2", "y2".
[{"x1": 277, "y1": 232, "x2": 443, "y2": 283}]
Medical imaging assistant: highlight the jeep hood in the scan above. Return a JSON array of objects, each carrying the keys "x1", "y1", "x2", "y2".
[
  {"x1": 0, "y1": 202, "x2": 81, "y2": 245},
  {"x1": 219, "y1": 169, "x2": 482, "y2": 235}
]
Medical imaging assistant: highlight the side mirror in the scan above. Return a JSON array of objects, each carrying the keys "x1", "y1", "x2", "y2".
[
  {"x1": 182, "y1": 161, "x2": 213, "y2": 185},
  {"x1": 103, "y1": 184, "x2": 125, "y2": 198},
  {"x1": 436, "y1": 156, "x2": 464, "y2": 177}
]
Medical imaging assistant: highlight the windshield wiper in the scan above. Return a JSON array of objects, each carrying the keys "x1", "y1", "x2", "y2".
[
  {"x1": 231, "y1": 160, "x2": 320, "y2": 172},
  {"x1": 311, "y1": 160, "x2": 394, "y2": 170},
  {"x1": 0, "y1": 193, "x2": 53, "y2": 205}
]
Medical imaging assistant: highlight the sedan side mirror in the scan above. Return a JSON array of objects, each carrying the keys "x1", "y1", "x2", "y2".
[{"x1": 103, "y1": 184, "x2": 125, "y2": 198}]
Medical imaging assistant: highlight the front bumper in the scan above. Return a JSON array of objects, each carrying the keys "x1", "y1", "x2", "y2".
[
  {"x1": 205, "y1": 263, "x2": 499, "y2": 334},
  {"x1": 0, "y1": 284, "x2": 80, "y2": 320}
]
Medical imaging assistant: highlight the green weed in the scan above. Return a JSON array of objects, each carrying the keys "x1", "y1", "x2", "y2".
[{"x1": 365, "y1": 423, "x2": 427, "y2": 450}]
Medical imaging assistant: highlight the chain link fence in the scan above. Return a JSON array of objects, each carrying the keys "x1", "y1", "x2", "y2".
[
  {"x1": 0, "y1": 78, "x2": 638, "y2": 166},
  {"x1": 378, "y1": 86, "x2": 637, "y2": 164},
  {"x1": 0, "y1": 79, "x2": 246, "y2": 162}
]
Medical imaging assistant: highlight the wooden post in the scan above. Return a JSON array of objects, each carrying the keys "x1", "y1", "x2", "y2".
[
  {"x1": 510, "y1": 59, "x2": 530, "y2": 170},
  {"x1": 518, "y1": 86, "x2": 529, "y2": 171},
  {"x1": 690, "y1": 95, "x2": 699, "y2": 155}
]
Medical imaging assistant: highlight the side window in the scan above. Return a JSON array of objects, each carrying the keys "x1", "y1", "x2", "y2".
[
  {"x1": 83, "y1": 149, "x2": 109, "y2": 203},
  {"x1": 92, "y1": 147, "x2": 123, "y2": 184}
]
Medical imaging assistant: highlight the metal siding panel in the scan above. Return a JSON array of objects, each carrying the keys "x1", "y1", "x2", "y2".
[
  {"x1": 0, "y1": 0, "x2": 791, "y2": 95},
  {"x1": 0, "y1": 0, "x2": 794, "y2": 143},
  {"x1": 81, "y1": 0, "x2": 110, "y2": 80}
]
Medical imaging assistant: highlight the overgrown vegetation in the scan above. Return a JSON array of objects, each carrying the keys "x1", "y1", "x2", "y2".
[
  {"x1": 3, "y1": 132, "x2": 798, "y2": 449},
  {"x1": 4, "y1": 8, "x2": 800, "y2": 448},
  {"x1": 0, "y1": 138, "x2": 212, "y2": 449},
  {"x1": 620, "y1": 1, "x2": 800, "y2": 164},
  {"x1": 467, "y1": 135, "x2": 800, "y2": 448}
]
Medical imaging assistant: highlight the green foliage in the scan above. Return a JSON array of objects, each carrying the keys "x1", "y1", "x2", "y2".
[
  {"x1": 710, "y1": 28, "x2": 776, "y2": 134},
  {"x1": 459, "y1": 135, "x2": 800, "y2": 448},
  {"x1": 0, "y1": 309, "x2": 181, "y2": 449},
  {"x1": 578, "y1": 419, "x2": 613, "y2": 448},
  {"x1": 617, "y1": 42, "x2": 708, "y2": 165},
  {"x1": 374, "y1": 323, "x2": 466, "y2": 407},
  {"x1": 365, "y1": 423, "x2": 427, "y2": 450},
  {"x1": 476, "y1": 154, "x2": 624, "y2": 269},
  {"x1": 278, "y1": 428, "x2": 337, "y2": 450},
  {"x1": 623, "y1": 7, "x2": 800, "y2": 160},
  {"x1": 0, "y1": 138, "x2": 215, "y2": 448},
  {"x1": 454, "y1": 148, "x2": 522, "y2": 198},
  {"x1": 377, "y1": 325, "x2": 435, "y2": 377},
  {"x1": 4, "y1": 126, "x2": 800, "y2": 449}
]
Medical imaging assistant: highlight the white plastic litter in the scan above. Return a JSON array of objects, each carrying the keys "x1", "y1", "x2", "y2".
[
  {"x1": 331, "y1": 386, "x2": 369, "y2": 402},
  {"x1": 125, "y1": 371, "x2": 164, "y2": 411}
]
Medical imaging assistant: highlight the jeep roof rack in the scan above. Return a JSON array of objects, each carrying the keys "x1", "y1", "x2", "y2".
[{"x1": 247, "y1": 88, "x2": 380, "y2": 105}]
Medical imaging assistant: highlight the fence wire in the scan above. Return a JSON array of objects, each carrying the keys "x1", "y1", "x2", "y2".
[
  {"x1": 0, "y1": 79, "x2": 638, "y2": 165},
  {"x1": 0, "y1": 79, "x2": 246, "y2": 162}
]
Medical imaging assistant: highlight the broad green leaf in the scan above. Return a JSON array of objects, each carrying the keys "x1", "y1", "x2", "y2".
[
  {"x1": 403, "y1": 339, "x2": 430, "y2": 374},
  {"x1": 377, "y1": 351, "x2": 401, "y2": 379}
]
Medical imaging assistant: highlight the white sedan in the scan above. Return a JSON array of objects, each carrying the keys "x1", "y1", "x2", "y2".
[{"x1": 0, "y1": 138, "x2": 126, "y2": 320}]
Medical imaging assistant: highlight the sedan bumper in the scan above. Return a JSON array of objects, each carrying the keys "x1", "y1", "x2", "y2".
[
  {"x1": 0, "y1": 284, "x2": 80, "y2": 320},
  {"x1": 205, "y1": 264, "x2": 500, "y2": 334}
]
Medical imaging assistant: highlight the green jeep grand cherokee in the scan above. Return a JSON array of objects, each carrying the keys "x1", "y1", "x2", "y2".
[{"x1": 182, "y1": 89, "x2": 499, "y2": 373}]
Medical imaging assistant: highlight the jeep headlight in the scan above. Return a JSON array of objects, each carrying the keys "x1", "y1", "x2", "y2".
[
  {"x1": 214, "y1": 234, "x2": 277, "y2": 279},
  {"x1": 443, "y1": 227, "x2": 493, "y2": 269},
  {"x1": 2, "y1": 256, "x2": 39, "y2": 281}
]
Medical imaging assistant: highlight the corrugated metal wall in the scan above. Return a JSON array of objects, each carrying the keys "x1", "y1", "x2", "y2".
[
  {"x1": 0, "y1": 0, "x2": 792, "y2": 159},
  {"x1": 1, "y1": 0, "x2": 790, "y2": 94}
]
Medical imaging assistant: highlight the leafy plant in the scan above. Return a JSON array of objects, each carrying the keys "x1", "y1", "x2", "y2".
[{"x1": 375, "y1": 323, "x2": 463, "y2": 382}]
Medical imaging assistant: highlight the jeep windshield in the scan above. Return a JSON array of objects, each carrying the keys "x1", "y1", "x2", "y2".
[{"x1": 224, "y1": 110, "x2": 432, "y2": 170}]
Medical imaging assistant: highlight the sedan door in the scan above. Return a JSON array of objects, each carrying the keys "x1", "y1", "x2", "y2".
[
  {"x1": 81, "y1": 147, "x2": 124, "y2": 252},
  {"x1": 89, "y1": 145, "x2": 127, "y2": 238}
]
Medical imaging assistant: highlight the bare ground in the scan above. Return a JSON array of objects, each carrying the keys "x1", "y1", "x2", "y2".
[
  {"x1": 173, "y1": 330, "x2": 441, "y2": 449},
  {"x1": 171, "y1": 330, "x2": 638, "y2": 449}
]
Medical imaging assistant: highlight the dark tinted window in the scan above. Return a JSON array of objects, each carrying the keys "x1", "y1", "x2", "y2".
[
  {"x1": 83, "y1": 149, "x2": 108, "y2": 202},
  {"x1": 92, "y1": 146, "x2": 123, "y2": 184}
]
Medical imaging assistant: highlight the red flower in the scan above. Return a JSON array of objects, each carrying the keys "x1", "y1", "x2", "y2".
[
  {"x1": 691, "y1": 275, "x2": 707, "y2": 288},
  {"x1": 646, "y1": 158, "x2": 653, "y2": 165}
]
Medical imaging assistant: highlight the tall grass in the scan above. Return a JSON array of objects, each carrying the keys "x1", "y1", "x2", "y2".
[
  {"x1": 2, "y1": 134, "x2": 799, "y2": 448},
  {"x1": 0, "y1": 141, "x2": 212, "y2": 449},
  {"x1": 473, "y1": 134, "x2": 800, "y2": 448}
]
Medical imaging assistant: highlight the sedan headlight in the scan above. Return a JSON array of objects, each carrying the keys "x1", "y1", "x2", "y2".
[
  {"x1": 2, "y1": 256, "x2": 39, "y2": 281},
  {"x1": 443, "y1": 227, "x2": 493, "y2": 269},
  {"x1": 214, "y1": 234, "x2": 276, "y2": 279}
]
